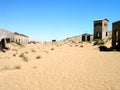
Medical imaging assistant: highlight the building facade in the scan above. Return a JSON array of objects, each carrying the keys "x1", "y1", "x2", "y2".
[
  {"x1": 82, "y1": 33, "x2": 93, "y2": 42},
  {"x1": 14, "y1": 32, "x2": 29, "y2": 45},
  {"x1": 0, "y1": 28, "x2": 29, "y2": 50},
  {"x1": 0, "y1": 28, "x2": 14, "y2": 43},
  {"x1": 112, "y1": 21, "x2": 120, "y2": 50},
  {"x1": 94, "y1": 19, "x2": 109, "y2": 41}
]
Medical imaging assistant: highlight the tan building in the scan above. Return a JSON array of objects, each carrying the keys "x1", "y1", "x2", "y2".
[
  {"x1": 0, "y1": 29, "x2": 14, "y2": 49},
  {"x1": 0, "y1": 28, "x2": 14, "y2": 43},
  {"x1": 14, "y1": 32, "x2": 29, "y2": 45},
  {"x1": 94, "y1": 19, "x2": 109, "y2": 41},
  {"x1": 0, "y1": 28, "x2": 29, "y2": 50},
  {"x1": 82, "y1": 33, "x2": 93, "y2": 42},
  {"x1": 112, "y1": 21, "x2": 120, "y2": 50}
]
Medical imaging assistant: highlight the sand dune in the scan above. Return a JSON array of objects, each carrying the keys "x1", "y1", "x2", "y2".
[{"x1": 0, "y1": 41, "x2": 120, "y2": 90}]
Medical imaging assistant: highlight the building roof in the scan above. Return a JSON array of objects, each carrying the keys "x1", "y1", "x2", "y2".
[
  {"x1": 113, "y1": 20, "x2": 120, "y2": 24},
  {"x1": 14, "y1": 32, "x2": 28, "y2": 37},
  {"x1": 94, "y1": 18, "x2": 109, "y2": 22},
  {"x1": 82, "y1": 33, "x2": 93, "y2": 36}
]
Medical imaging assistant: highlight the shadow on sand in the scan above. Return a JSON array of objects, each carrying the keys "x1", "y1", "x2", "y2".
[{"x1": 99, "y1": 45, "x2": 120, "y2": 52}]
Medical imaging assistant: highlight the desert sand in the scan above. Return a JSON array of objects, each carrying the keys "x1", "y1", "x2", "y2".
[{"x1": 0, "y1": 40, "x2": 120, "y2": 90}]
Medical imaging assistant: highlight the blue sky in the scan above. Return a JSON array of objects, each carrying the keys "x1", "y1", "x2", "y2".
[{"x1": 0, "y1": 0, "x2": 120, "y2": 41}]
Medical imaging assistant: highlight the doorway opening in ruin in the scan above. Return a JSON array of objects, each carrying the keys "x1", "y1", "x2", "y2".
[
  {"x1": 96, "y1": 32, "x2": 100, "y2": 39},
  {"x1": 87, "y1": 35, "x2": 90, "y2": 41},
  {"x1": 6, "y1": 38, "x2": 11, "y2": 43},
  {"x1": 1, "y1": 39, "x2": 6, "y2": 49},
  {"x1": 106, "y1": 32, "x2": 108, "y2": 36},
  {"x1": 19, "y1": 39, "x2": 20, "y2": 43},
  {"x1": 115, "y1": 30, "x2": 119, "y2": 46},
  {"x1": 82, "y1": 36, "x2": 85, "y2": 41},
  {"x1": 16, "y1": 39, "x2": 17, "y2": 42}
]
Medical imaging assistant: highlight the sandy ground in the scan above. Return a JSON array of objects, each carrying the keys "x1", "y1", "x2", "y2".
[{"x1": 0, "y1": 41, "x2": 120, "y2": 90}]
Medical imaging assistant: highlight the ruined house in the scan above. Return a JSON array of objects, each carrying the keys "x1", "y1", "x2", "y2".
[
  {"x1": 94, "y1": 19, "x2": 109, "y2": 41},
  {"x1": 0, "y1": 28, "x2": 29, "y2": 50},
  {"x1": 14, "y1": 32, "x2": 29, "y2": 45},
  {"x1": 82, "y1": 33, "x2": 93, "y2": 42},
  {"x1": 0, "y1": 28, "x2": 14, "y2": 42},
  {"x1": 0, "y1": 29, "x2": 14, "y2": 49},
  {"x1": 112, "y1": 21, "x2": 120, "y2": 50}
]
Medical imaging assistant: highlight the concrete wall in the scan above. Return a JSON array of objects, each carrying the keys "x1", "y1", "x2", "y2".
[
  {"x1": 14, "y1": 32, "x2": 29, "y2": 45},
  {"x1": 0, "y1": 28, "x2": 14, "y2": 42},
  {"x1": 112, "y1": 21, "x2": 120, "y2": 50},
  {"x1": 82, "y1": 33, "x2": 93, "y2": 42},
  {"x1": 0, "y1": 29, "x2": 29, "y2": 50},
  {"x1": 94, "y1": 19, "x2": 109, "y2": 40}
]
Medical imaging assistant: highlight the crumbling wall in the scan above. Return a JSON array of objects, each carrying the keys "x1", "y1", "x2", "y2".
[{"x1": 112, "y1": 21, "x2": 120, "y2": 50}]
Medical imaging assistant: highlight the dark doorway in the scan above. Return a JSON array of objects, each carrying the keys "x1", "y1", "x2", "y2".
[
  {"x1": 1, "y1": 39, "x2": 6, "y2": 49},
  {"x1": 106, "y1": 32, "x2": 108, "y2": 36},
  {"x1": 82, "y1": 36, "x2": 85, "y2": 41},
  {"x1": 19, "y1": 39, "x2": 21, "y2": 43},
  {"x1": 87, "y1": 35, "x2": 90, "y2": 41},
  {"x1": 6, "y1": 38, "x2": 11, "y2": 43},
  {"x1": 115, "y1": 30, "x2": 119, "y2": 46},
  {"x1": 96, "y1": 32, "x2": 100, "y2": 39}
]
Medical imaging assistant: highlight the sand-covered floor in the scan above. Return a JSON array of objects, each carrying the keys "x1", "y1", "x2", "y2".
[{"x1": 0, "y1": 42, "x2": 120, "y2": 90}]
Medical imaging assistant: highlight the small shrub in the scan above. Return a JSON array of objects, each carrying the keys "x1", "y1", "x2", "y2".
[
  {"x1": 71, "y1": 41, "x2": 75, "y2": 43},
  {"x1": 12, "y1": 49, "x2": 17, "y2": 51},
  {"x1": 108, "y1": 37, "x2": 112, "y2": 40},
  {"x1": 70, "y1": 45, "x2": 72, "y2": 47},
  {"x1": 31, "y1": 49, "x2": 36, "y2": 53},
  {"x1": 23, "y1": 56, "x2": 28, "y2": 62},
  {"x1": 51, "y1": 48, "x2": 54, "y2": 50},
  {"x1": 19, "y1": 53, "x2": 28, "y2": 62},
  {"x1": 36, "y1": 56, "x2": 41, "y2": 59},
  {"x1": 75, "y1": 44, "x2": 78, "y2": 47},
  {"x1": 42, "y1": 50, "x2": 49, "y2": 53},
  {"x1": 14, "y1": 65, "x2": 21, "y2": 69},
  {"x1": 25, "y1": 51, "x2": 28, "y2": 54},
  {"x1": 13, "y1": 54, "x2": 16, "y2": 57},
  {"x1": 94, "y1": 39, "x2": 105, "y2": 46},
  {"x1": 33, "y1": 66, "x2": 37, "y2": 69},
  {"x1": 1, "y1": 66, "x2": 10, "y2": 71},
  {"x1": 19, "y1": 53, "x2": 24, "y2": 57},
  {"x1": 80, "y1": 45, "x2": 83, "y2": 47},
  {"x1": 79, "y1": 42, "x2": 83, "y2": 44},
  {"x1": 88, "y1": 41, "x2": 92, "y2": 43},
  {"x1": 1, "y1": 65, "x2": 21, "y2": 71}
]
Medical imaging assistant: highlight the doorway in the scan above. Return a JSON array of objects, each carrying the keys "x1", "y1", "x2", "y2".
[{"x1": 115, "y1": 30, "x2": 119, "y2": 46}]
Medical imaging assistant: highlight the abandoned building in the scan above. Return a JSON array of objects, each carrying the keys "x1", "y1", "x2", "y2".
[
  {"x1": 14, "y1": 32, "x2": 29, "y2": 45},
  {"x1": 82, "y1": 33, "x2": 93, "y2": 42},
  {"x1": 0, "y1": 28, "x2": 29, "y2": 50},
  {"x1": 94, "y1": 19, "x2": 109, "y2": 41},
  {"x1": 0, "y1": 29, "x2": 14, "y2": 50},
  {"x1": 0, "y1": 28, "x2": 14, "y2": 42},
  {"x1": 112, "y1": 21, "x2": 120, "y2": 50}
]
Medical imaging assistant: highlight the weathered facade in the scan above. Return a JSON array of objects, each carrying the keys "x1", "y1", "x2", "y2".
[
  {"x1": 82, "y1": 33, "x2": 93, "y2": 42},
  {"x1": 94, "y1": 19, "x2": 109, "y2": 41},
  {"x1": 0, "y1": 29, "x2": 14, "y2": 50},
  {"x1": 0, "y1": 28, "x2": 29, "y2": 50},
  {"x1": 112, "y1": 21, "x2": 120, "y2": 50},
  {"x1": 0, "y1": 28, "x2": 14, "y2": 42},
  {"x1": 14, "y1": 32, "x2": 29, "y2": 45}
]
